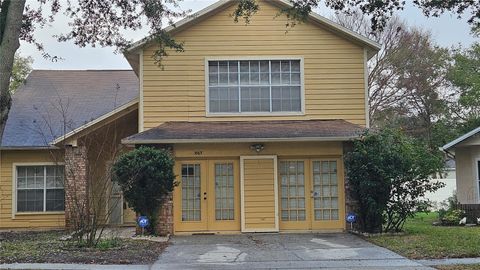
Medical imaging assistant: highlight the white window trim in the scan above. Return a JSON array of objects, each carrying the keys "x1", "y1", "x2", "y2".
[
  {"x1": 475, "y1": 157, "x2": 480, "y2": 203},
  {"x1": 204, "y1": 56, "x2": 306, "y2": 117},
  {"x1": 12, "y1": 162, "x2": 65, "y2": 219}
]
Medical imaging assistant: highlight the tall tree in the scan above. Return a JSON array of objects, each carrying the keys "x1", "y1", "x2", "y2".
[
  {"x1": 10, "y1": 53, "x2": 33, "y2": 94},
  {"x1": 389, "y1": 29, "x2": 451, "y2": 149},
  {"x1": 0, "y1": 0, "x2": 479, "y2": 144},
  {"x1": 448, "y1": 43, "x2": 480, "y2": 120},
  {"x1": 0, "y1": 0, "x2": 26, "y2": 144},
  {"x1": 0, "y1": 0, "x2": 187, "y2": 144},
  {"x1": 332, "y1": 11, "x2": 407, "y2": 125}
]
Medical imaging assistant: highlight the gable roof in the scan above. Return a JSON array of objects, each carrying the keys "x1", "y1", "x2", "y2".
[
  {"x1": 442, "y1": 126, "x2": 480, "y2": 151},
  {"x1": 1, "y1": 70, "x2": 139, "y2": 148},
  {"x1": 124, "y1": 0, "x2": 381, "y2": 73},
  {"x1": 123, "y1": 119, "x2": 364, "y2": 144}
]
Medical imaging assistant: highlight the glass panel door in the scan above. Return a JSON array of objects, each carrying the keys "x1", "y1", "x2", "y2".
[
  {"x1": 174, "y1": 161, "x2": 208, "y2": 232},
  {"x1": 312, "y1": 160, "x2": 339, "y2": 221},
  {"x1": 214, "y1": 163, "x2": 234, "y2": 221},
  {"x1": 280, "y1": 161, "x2": 306, "y2": 221},
  {"x1": 181, "y1": 164, "x2": 202, "y2": 221},
  {"x1": 310, "y1": 159, "x2": 344, "y2": 230},
  {"x1": 207, "y1": 160, "x2": 240, "y2": 231},
  {"x1": 278, "y1": 160, "x2": 310, "y2": 231}
]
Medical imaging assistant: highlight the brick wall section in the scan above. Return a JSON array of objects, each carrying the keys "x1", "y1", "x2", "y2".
[
  {"x1": 64, "y1": 145, "x2": 89, "y2": 230},
  {"x1": 135, "y1": 193, "x2": 174, "y2": 236},
  {"x1": 156, "y1": 193, "x2": 174, "y2": 235}
]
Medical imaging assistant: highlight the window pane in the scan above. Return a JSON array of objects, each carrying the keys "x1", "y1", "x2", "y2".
[
  {"x1": 272, "y1": 86, "x2": 301, "y2": 112},
  {"x1": 210, "y1": 87, "x2": 239, "y2": 113},
  {"x1": 208, "y1": 59, "x2": 301, "y2": 113},
  {"x1": 313, "y1": 160, "x2": 339, "y2": 220},
  {"x1": 291, "y1": 60, "x2": 300, "y2": 72},
  {"x1": 215, "y1": 163, "x2": 234, "y2": 220},
  {"x1": 181, "y1": 164, "x2": 201, "y2": 221},
  {"x1": 17, "y1": 189, "x2": 44, "y2": 212},
  {"x1": 279, "y1": 161, "x2": 305, "y2": 221},
  {"x1": 241, "y1": 87, "x2": 270, "y2": 112},
  {"x1": 46, "y1": 189, "x2": 65, "y2": 211}
]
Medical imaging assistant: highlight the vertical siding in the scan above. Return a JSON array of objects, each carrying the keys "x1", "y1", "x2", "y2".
[
  {"x1": 142, "y1": 0, "x2": 366, "y2": 129},
  {"x1": 243, "y1": 159, "x2": 276, "y2": 231},
  {"x1": 0, "y1": 150, "x2": 65, "y2": 229}
]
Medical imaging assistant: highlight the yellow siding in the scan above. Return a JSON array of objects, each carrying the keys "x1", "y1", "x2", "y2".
[
  {"x1": 142, "y1": 0, "x2": 366, "y2": 129},
  {"x1": 0, "y1": 150, "x2": 65, "y2": 229},
  {"x1": 243, "y1": 158, "x2": 277, "y2": 231},
  {"x1": 175, "y1": 141, "x2": 343, "y2": 159}
]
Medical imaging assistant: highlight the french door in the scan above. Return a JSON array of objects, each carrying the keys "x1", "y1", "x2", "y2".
[
  {"x1": 278, "y1": 158, "x2": 345, "y2": 231},
  {"x1": 174, "y1": 160, "x2": 240, "y2": 233}
]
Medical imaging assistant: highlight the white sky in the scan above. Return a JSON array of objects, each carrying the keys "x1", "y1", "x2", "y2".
[{"x1": 19, "y1": 0, "x2": 479, "y2": 70}]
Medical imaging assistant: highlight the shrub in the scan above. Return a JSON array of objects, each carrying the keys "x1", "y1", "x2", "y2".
[
  {"x1": 345, "y1": 129, "x2": 445, "y2": 233},
  {"x1": 112, "y1": 147, "x2": 176, "y2": 234},
  {"x1": 440, "y1": 209, "x2": 465, "y2": 226}
]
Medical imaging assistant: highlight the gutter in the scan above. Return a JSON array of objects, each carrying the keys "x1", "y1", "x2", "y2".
[{"x1": 0, "y1": 146, "x2": 60, "y2": 150}]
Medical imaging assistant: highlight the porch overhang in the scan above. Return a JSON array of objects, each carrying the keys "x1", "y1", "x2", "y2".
[{"x1": 122, "y1": 119, "x2": 364, "y2": 145}]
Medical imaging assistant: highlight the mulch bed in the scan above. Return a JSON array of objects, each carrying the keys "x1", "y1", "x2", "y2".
[{"x1": 0, "y1": 230, "x2": 168, "y2": 264}]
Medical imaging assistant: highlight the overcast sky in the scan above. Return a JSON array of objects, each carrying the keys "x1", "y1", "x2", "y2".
[{"x1": 19, "y1": 0, "x2": 478, "y2": 70}]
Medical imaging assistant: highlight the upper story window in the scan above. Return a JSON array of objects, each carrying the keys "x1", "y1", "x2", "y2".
[
  {"x1": 207, "y1": 59, "x2": 303, "y2": 114},
  {"x1": 16, "y1": 165, "x2": 65, "y2": 213}
]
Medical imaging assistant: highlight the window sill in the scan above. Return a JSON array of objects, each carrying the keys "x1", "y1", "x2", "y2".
[
  {"x1": 206, "y1": 112, "x2": 305, "y2": 117},
  {"x1": 14, "y1": 211, "x2": 65, "y2": 217}
]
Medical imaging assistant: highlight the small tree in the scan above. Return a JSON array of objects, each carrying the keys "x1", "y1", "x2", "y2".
[
  {"x1": 345, "y1": 129, "x2": 444, "y2": 233},
  {"x1": 112, "y1": 147, "x2": 176, "y2": 235}
]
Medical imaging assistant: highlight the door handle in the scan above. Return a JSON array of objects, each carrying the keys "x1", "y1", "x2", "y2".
[{"x1": 203, "y1": 192, "x2": 207, "y2": 200}]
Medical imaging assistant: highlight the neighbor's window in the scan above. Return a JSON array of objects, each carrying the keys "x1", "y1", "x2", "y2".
[
  {"x1": 16, "y1": 165, "x2": 65, "y2": 212},
  {"x1": 208, "y1": 60, "x2": 302, "y2": 113}
]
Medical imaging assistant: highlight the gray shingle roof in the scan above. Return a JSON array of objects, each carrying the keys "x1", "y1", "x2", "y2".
[
  {"x1": 123, "y1": 120, "x2": 364, "y2": 144},
  {"x1": 2, "y1": 70, "x2": 138, "y2": 147}
]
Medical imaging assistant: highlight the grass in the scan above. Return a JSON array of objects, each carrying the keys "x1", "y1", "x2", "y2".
[
  {"x1": 0, "y1": 230, "x2": 168, "y2": 264},
  {"x1": 367, "y1": 213, "x2": 480, "y2": 259},
  {"x1": 436, "y1": 265, "x2": 480, "y2": 270}
]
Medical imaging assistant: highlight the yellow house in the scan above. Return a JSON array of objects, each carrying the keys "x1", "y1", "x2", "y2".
[{"x1": 0, "y1": 0, "x2": 380, "y2": 234}]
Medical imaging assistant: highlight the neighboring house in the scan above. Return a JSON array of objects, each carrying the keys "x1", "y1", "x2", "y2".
[
  {"x1": 0, "y1": 0, "x2": 380, "y2": 234},
  {"x1": 425, "y1": 160, "x2": 456, "y2": 210},
  {"x1": 442, "y1": 127, "x2": 480, "y2": 214}
]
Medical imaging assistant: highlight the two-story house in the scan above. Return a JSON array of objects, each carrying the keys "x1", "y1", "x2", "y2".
[{"x1": 0, "y1": 0, "x2": 379, "y2": 234}]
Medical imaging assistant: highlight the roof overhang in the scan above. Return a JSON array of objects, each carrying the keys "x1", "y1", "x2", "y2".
[
  {"x1": 122, "y1": 136, "x2": 357, "y2": 145},
  {"x1": 50, "y1": 98, "x2": 139, "y2": 146},
  {"x1": 441, "y1": 126, "x2": 480, "y2": 152},
  {"x1": 122, "y1": 119, "x2": 364, "y2": 145},
  {"x1": 123, "y1": 0, "x2": 381, "y2": 73}
]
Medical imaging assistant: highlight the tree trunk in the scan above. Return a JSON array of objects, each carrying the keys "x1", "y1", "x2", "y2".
[{"x1": 0, "y1": 0, "x2": 26, "y2": 145}]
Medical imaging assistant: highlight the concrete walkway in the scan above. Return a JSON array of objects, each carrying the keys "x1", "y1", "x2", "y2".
[
  {"x1": 0, "y1": 233, "x2": 437, "y2": 270},
  {"x1": 151, "y1": 233, "x2": 433, "y2": 269}
]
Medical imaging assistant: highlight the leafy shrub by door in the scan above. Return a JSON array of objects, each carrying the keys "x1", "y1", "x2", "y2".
[
  {"x1": 345, "y1": 129, "x2": 444, "y2": 233},
  {"x1": 112, "y1": 147, "x2": 175, "y2": 234}
]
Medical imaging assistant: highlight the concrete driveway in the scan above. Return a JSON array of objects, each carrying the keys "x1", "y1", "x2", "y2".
[{"x1": 152, "y1": 233, "x2": 433, "y2": 269}]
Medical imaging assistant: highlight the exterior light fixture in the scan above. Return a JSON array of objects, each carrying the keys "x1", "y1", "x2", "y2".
[{"x1": 250, "y1": 143, "x2": 264, "y2": 153}]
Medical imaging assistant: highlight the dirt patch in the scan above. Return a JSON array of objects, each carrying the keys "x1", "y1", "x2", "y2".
[{"x1": 0, "y1": 230, "x2": 168, "y2": 264}]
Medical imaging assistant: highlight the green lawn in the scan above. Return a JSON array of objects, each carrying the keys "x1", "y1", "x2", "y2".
[
  {"x1": 436, "y1": 265, "x2": 480, "y2": 270},
  {"x1": 367, "y1": 213, "x2": 480, "y2": 259}
]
